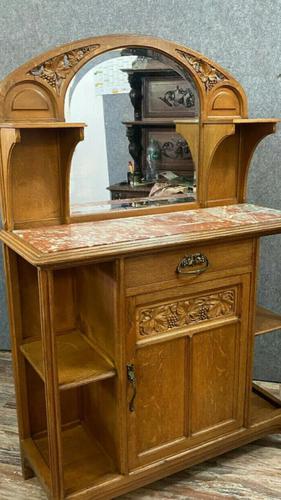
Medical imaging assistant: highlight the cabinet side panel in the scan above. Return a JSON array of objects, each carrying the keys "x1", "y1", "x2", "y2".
[
  {"x1": 76, "y1": 263, "x2": 116, "y2": 359},
  {"x1": 82, "y1": 379, "x2": 119, "y2": 467}
]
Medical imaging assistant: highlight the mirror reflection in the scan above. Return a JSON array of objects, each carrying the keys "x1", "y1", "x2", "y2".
[{"x1": 65, "y1": 47, "x2": 199, "y2": 215}]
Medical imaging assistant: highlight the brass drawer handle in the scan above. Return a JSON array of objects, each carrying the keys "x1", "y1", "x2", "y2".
[
  {"x1": 177, "y1": 252, "x2": 209, "y2": 275},
  {"x1": 127, "y1": 363, "x2": 136, "y2": 412}
]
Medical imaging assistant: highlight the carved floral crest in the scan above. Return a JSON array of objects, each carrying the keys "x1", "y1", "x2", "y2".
[
  {"x1": 138, "y1": 289, "x2": 235, "y2": 337},
  {"x1": 27, "y1": 44, "x2": 100, "y2": 95},
  {"x1": 176, "y1": 50, "x2": 227, "y2": 92}
]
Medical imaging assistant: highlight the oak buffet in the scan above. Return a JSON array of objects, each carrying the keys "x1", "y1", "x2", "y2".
[{"x1": 0, "y1": 35, "x2": 281, "y2": 500}]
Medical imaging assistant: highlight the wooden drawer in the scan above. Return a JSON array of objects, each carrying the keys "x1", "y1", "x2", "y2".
[{"x1": 125, "y1": 239, "x2": 254, "y2": 291}]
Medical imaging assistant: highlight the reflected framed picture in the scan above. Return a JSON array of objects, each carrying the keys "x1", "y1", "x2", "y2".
[{"x1": 142, "y1": 77, "x2": 197, "y2": 118}]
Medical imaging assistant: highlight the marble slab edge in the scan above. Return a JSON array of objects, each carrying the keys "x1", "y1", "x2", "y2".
[{"x1": 2, "y1": 219, "x2": 281, "y2": 268}]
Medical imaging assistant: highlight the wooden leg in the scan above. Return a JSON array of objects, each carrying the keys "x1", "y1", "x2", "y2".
[
  {"x1": 38, "y1": 269, "x2": 64, "y2": 500},
  {"x1": 22, "y1": 454, "x2": 35, "y2": 480},
  {"x1": 3, "y1": 247, "x2": 32, "y2": 479}
]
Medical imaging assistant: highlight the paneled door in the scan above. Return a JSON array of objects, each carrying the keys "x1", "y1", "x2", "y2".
[{"x1": 126, "y1": 274, "x2": 251, "y2": 469}]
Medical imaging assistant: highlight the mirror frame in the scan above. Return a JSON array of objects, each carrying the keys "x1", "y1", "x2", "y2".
[
  {"x1": 0, "y1": 34, "x2": 247, "y2": 122},
  {"x1": 0, "y1": 35, "x2": 248, "y2": 224}
]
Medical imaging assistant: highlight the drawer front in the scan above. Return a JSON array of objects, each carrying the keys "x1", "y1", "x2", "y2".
[{"x1": 125, "y1": 239, "x2": 253, "y2": 291}]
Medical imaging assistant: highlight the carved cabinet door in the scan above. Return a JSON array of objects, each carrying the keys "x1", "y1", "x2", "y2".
[{"x1": 126, "y1": 274, "x2": 251, "y2": 470}]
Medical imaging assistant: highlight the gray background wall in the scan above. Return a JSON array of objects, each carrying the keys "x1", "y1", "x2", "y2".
[{"x1": 0, "y1": 0, "x2": 280, "y2": 380}]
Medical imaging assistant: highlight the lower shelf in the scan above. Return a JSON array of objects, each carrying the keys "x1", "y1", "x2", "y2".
[
  {"x1": 255, "y1": 306, "x2": 281, "y2": 336},
  {"x1": 20, "y1": 330, "x2": 116, "y2": 390},
  {"x1": 35, "y1": 423, "x2": 118, "y2": 495},
  {"x1": 250, "y1": 383, "x2": 281, "y2": 425}
]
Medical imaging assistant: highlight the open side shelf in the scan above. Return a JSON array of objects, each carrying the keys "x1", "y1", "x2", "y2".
[
  {"x1": 22, "y1": 440, "x2": 51, "y2": 495},
  {"x1": 0, "y1": 121, "x2": 86, "y2": 128},
  {"x1": 250, "y1": 382, "x2": 281, "y2": 425},
  {"x1": 255, "y1": 305, "x2": 281, "y2": 336},
  {"x1": 33, "y1": 423, "x2": 119, "y2": 496},
  {"x1": 20, "y1": 330, "x2": 116, "y2": 390}
]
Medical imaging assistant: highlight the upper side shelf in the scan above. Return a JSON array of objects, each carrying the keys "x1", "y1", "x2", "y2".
[
  {"x1": 175, "y1": 117, "x2": 280, "y2": 207},
  {"x1": 233, "y1": 118, "x2": 280, "y2": 124},
  {"x1": 0, "y1": 121, "x2": 86, "y2": 128},
  {"x1": 0, "y1": 122, "x2": 85, "y2": 230},
  {"x1": 174, "y1": 118, "x2": 280, "y2": 124}
]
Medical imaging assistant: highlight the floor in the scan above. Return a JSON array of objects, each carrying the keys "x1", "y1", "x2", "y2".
[{"x1": 1, "y1": 351, "x2": 281, "y2": 500}]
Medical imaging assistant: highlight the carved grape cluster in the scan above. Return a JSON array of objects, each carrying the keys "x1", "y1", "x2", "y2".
[
  {"x1": 176, "y1": 50, "x2": 226, "y2": 92},
  {"x1": 138, "y1": 289, "x2": 235, "y2": 336},
  {"x1": 28, "y1": 44, "x2": 99, "y2": 95}
]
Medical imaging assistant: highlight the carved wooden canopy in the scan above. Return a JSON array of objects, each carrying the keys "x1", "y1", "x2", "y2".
[
  {"x1": 2, "y1": 35, "x2": 276, "y2": 232},
  {"x1": 0, "y1": 34, "x2": 247, "y2": 122}
]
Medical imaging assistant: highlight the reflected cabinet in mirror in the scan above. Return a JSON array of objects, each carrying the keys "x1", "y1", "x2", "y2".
[{"x1": 65, "y1": 48, "x2": 199, "y2": 215}]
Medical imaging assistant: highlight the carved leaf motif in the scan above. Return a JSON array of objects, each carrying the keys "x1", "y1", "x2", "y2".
[
  {"x1": 28, "y1": 44, "x2": 100, "y2": 95},
  {"x1": 139, "y1": 306, "x2": 169, "y2": 336},
  {"x1": 176, "y1": 50, "x2": 226, "y2": 92},
  {"x1": 138, "y1": 289, "x2": 235, "y2": 337}
]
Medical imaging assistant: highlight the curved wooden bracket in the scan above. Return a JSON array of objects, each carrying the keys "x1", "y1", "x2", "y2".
[
  {"x1": 0, "y1": 128, "x2": 21, "y2": 228},
  {"x1": 234, "y1": 120, "x2": 279, "y2": 202},
  {"x1": 60, "y1": 127, "x2": 85, "y2": 223}
]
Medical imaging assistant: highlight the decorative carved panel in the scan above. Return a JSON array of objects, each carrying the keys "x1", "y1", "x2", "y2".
[
  {"x1": 27, "y1": 44, "x2": 100, "y2": 95},
  {"x1": 137, "y1": 289, "x2": 236, "y2": 337},
  {"x1": 176, "y1": 50, "x2": 227, "y2": 92}
]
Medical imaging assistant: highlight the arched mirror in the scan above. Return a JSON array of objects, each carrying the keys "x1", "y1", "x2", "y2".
[{"x1": 65, "y1": 47, "x2": 199, "y2": 215}]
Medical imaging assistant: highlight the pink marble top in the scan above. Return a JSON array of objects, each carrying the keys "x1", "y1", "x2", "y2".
[{"x1": 13, "y1": 204, "x2": 281, "y2": 255}]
